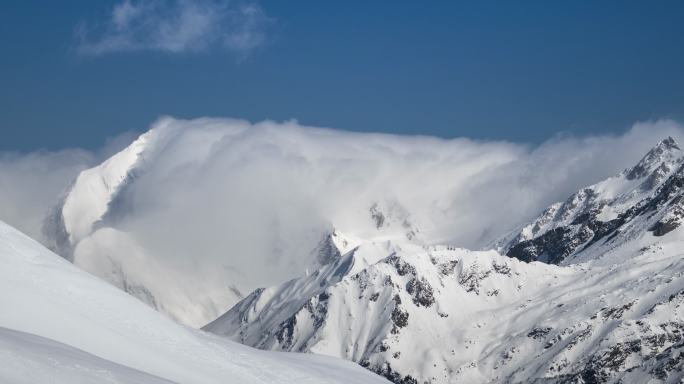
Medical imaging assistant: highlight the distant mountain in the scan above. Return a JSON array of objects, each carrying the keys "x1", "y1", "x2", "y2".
[
  {"x1": 38, "y1": 118, "x2": 684, "y2": 383},
  {"x1": 41, "y1": 120, "x2": 428, "y2": 327},
  {"x1": 205, "y1": 139, "x2": 684, "y2": 383},
  {"x1": 499, "y1": 136, "x2": 683, "y2": 264},
  {"x1": 0, "y1": 219, "x2": 387, "y2": 384}
]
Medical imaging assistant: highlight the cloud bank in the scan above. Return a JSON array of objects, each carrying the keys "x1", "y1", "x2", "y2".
[
  {"x1": 3, "y1": 117, "x2": 684, "y2": 325},
  {"x1": 0, "y1": 150, "x2": 93, "y2": 241},
  {"x1": 0, "y1": 132, "x2": 136, "y2": 241},
  {"x1": 76, "y1": 0, "x2": 271, "y2": 56},
  {"x1": 98, "y1": 118, "x2": 684, "y2": 251}
]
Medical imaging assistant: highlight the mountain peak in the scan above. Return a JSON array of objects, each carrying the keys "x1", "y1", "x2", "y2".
[
  {"x1": 661, "y1": 135, "x2": 680, "y2": 150},
  {"x1": 625, "y1": 136, "x2": 681, "y2": 180},
  {"x1": 500, "y1": 135, "x2": 684, "y2": 265}
]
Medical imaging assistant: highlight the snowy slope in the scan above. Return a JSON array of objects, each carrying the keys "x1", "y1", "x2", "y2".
[
  {"x1": 0, "y1": 219, "x2": 387, "y2": 384},
  {"x1": 41, "y1": 119, "x2": 430, "y2": 327},
  {"x1": 45, "y1": 118, "x2": 666, "y2": 329},
  {"x1": 498, "y1": 136, "x2": 684, "y2": 264},
  {"x1": 206, "y1": 235, "x2": 684, "y2": 383},
  {"x1": 0, "y1": 327, "x2": 175, "y2": 384},
  {"x1": 41, "y1": 118, "x2": 424, "y2": 327},
  {"x1": 60, "y1": 129, "x2": 162, "y2": 247},
  {"x1": 41, "y1": 120, "x2": 257, "y2": 327},
  {"x1": 206, "y1": 139, "x2": 684, "y2": 383}
]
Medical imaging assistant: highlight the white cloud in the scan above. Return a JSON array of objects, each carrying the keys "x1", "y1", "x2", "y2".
[
  {"x1": 0, "y1": 132, "x2": 136, "y2": 242},
  {"x1": 76, "y1": 0, "x2": 271, "y2": 56},
  {"x1": 76, "y1": 120, "x2": 684, "y2": 280},
  {"x1": 0, "y1": 150, "x2": 93, "y2": 241},
  {"x1": 4, "y1": 117, "x2": 684, "y2": 326}
]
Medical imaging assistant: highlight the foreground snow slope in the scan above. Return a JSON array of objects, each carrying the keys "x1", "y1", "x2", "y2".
[
  {"x1": 0, "y1": 327, "x2": 175, "y2": 384},
  {"x1": 0, "y1": 219, "x2": 387, "y2": 384}
]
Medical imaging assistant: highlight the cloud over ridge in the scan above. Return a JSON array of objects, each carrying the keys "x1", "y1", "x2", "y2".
[
  {"x1": 76, "y1": 0, "x2": 271, "y2": 55},
  {"x1": 3, "y1": 117, "x2": 684, "y2": 325}
]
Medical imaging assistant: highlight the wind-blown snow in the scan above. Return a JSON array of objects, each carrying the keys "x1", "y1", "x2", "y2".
[
  {"x1": 40, "y1": 117, "x2": 684, "y2": 327},
  {"x1": 60, "y1": 128, "x2": 163, "y2": 246},
  {"x1": 206, "y1": 138, "x2": 684, "y2": 383},
  {"x1": 4, "y1": 120, "x2": 684, "y2": 382},
  {"x1": 499, "y1": 136, "x2": 684, "y2": 265},
  {"x1": 0, "y1": 219, "x2": 387, "y2": 384}
]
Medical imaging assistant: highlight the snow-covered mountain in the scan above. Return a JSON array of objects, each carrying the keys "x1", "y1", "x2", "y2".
[
  {"x1": 498, "y1": 136, "x2": 684, "y2": 265},
  {"x1": 40, "y1": 118, "x2": 444, "y2": 327},
  {"x1": 35, "y1": 117, "x2": 684, "y2": 382},
  {"x1": 41, "y1": 118, "x2": 681, "y2": 332},
  {"x1": 0, "y1": 218, "x2": 387, "y2": 384},
  {"x1": 205, "y1": 138, "x2": 684, "y2": 383},
  {"x1": 41, "y1": 121, "x2": 239, "y2": 327}
]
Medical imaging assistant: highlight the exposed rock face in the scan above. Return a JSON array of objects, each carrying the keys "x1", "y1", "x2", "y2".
[
  {"x1": 205, "y1": 235, "x2": 684, "y2": 383},
  {"x1": 38, "y1": 129, "x2": 684, "y2": 383},
  {"x1": 0, "y1": 219, "x2": 389, "y2": 384},
  {"x1": 369, "y1": 201, "x2": 421, "y2": 241},
  {"x1": 307, "y1": 230, "x2": 358, "y2": 272},
  {"x1": 206, "y1": 226, "x2": 684, "y2": 383},
  {"x1": 40, "y1": 120, "x2": 426, "y2": 329},
  {"x1": 626, "y1": 136, "x2": 680, "y2": 180},
  {"x1": 206, "y1": 138, "x2": 684, "y2": 384},
  {"x1": 501, "y1": 137, "x2": 684, "y2": 265}
]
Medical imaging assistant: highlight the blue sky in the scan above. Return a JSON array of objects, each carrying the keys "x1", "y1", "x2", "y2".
[{"x1": 2, "y1": 0, "x2": 684, "y2": 151}]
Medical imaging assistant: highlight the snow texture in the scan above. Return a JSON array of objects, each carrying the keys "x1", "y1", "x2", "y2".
[
  {"x1": 207, "y1": 138, "x2": 684, "y2": 384},
  {"x1": 0, "y1": 219, "x2": 387, "y2": 384},
  {"x1": 41, "y1": 117, "x2": 684, "y2": 328}
]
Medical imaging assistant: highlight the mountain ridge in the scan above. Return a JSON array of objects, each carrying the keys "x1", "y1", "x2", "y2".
[
  {"x1": 0, "y1": 218, "x2": 388, "y2": 384},
  {"x1": 205, "y1": 138, "x2": 684, "y2": 383},
  {"x1": 500, "y1": 136, "x2": 684, "y2": 265}
]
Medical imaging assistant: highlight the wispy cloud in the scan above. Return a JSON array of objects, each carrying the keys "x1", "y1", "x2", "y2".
[
  {"x1": 0, "y1": 132, "x2": 136, "y2": 242},
  {"x1": 76, "y1": 0, "x2": 271, "y2": 56}
]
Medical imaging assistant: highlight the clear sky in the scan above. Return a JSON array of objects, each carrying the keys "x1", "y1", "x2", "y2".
[{"x1": 2, "y1": 0, "x2": 684, "y2": 151}]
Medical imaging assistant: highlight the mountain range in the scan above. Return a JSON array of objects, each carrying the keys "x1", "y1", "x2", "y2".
[
  {"x1": 204, "y1": 137, "x2": 684, "y2": 383},
  {"x1": 0, "y1": 218, "x2": 385, "y2": 384},
  {"x1": 6, "y1": 128, "x2": 684, "y2": 383}
]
